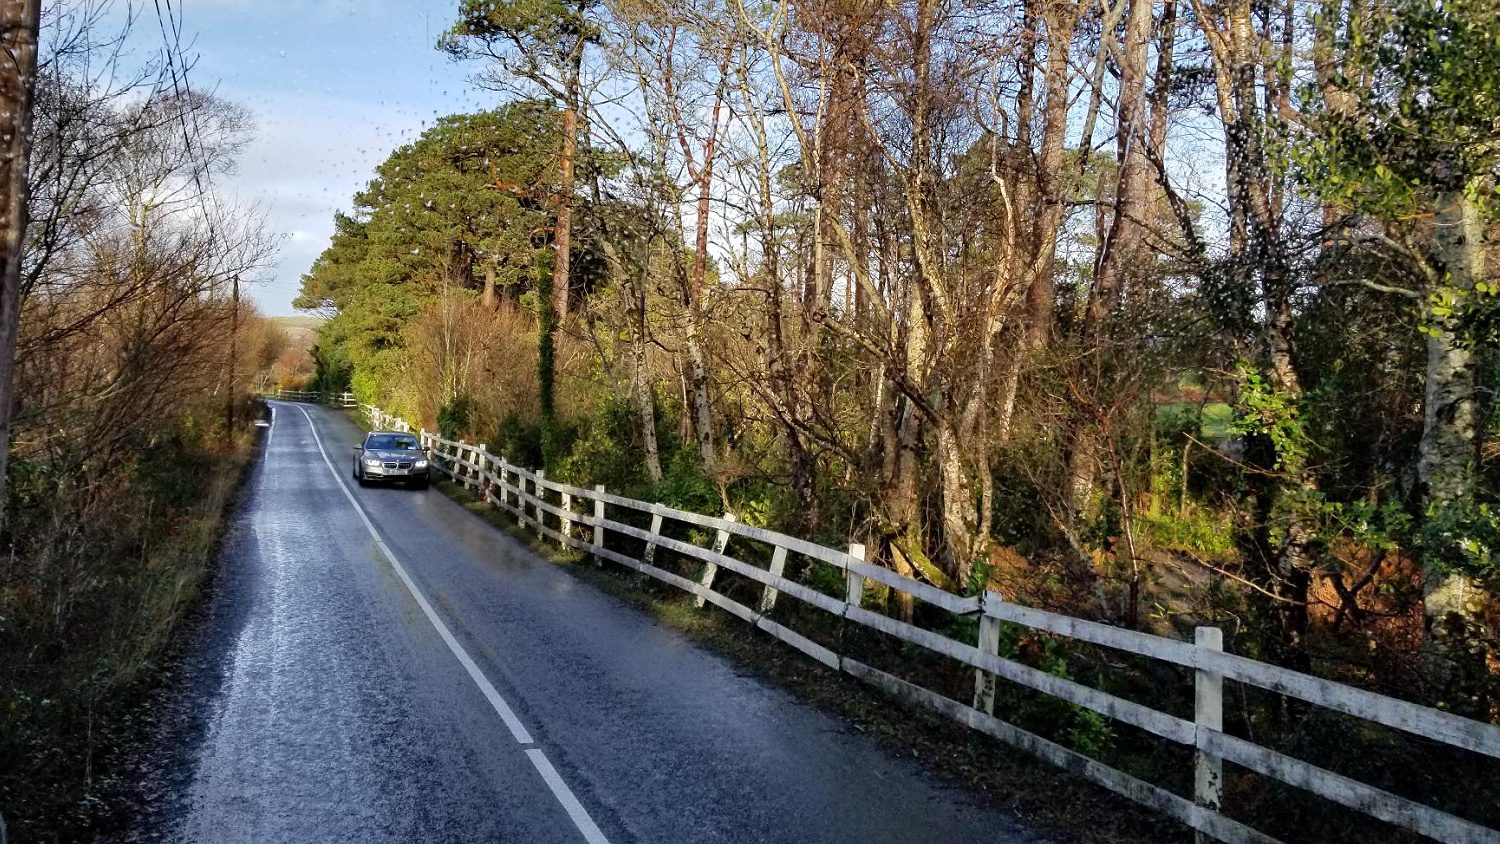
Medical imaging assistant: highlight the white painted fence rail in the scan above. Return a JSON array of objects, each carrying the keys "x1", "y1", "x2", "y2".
[
  {"x1": 343, "y1": 402, "x2": 1497, "y2": 844},
  {"x1": 270, "y1": 389, "x2": 357, "y2": 407}
]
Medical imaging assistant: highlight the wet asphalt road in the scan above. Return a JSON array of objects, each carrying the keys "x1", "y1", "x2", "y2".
[{"x1": 123, "y1": 402, "x2": 1049, "y2": 844}]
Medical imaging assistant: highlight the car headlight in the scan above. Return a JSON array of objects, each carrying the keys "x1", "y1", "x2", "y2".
[
  {"x1": 414, "y1": 459, "x2": 428, "y2": 468},
  {"x1": 363, "y1": 458, "x2": 381, "y2": 466}
]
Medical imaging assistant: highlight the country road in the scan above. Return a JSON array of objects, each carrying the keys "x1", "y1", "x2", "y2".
[{"x1": 121, "y1": 401, "x2": 1049, "y2": 844}]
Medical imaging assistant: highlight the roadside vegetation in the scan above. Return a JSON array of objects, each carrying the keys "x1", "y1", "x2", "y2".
[
  {"x1": 0, "y1": 6, "x2": 280, "y2": 840},
  {"x1": 302, "y1": 0, "x2": 1500, "y2": 838}
]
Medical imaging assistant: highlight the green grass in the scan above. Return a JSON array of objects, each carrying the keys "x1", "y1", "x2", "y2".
[{"x1": 1157, "y1": 402, "x2": 1234, "y2": 441}]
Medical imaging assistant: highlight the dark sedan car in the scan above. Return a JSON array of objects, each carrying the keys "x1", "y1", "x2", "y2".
[{"x1": 352, "y1": 430, "x2": 430, "y2": 488}]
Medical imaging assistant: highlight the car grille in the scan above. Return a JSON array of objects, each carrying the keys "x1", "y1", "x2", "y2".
[{"x1": 383, "y1": 460, "x2": 415, "y2": 469}]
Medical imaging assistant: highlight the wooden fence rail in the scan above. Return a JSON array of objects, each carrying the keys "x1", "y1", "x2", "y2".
[
  {"x1": 347, "y1": 403, "x2": 1497, "y2": 844},
  {"x1": 269, "y1": 389, "x2": 357, "y2": 408}
]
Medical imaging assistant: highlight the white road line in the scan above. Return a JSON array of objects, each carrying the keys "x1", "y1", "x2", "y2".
[
  {"x1": 527, "y1": 749, "x2": 611, "y2": 844},
  {"x1": 293, "y1": 405, "x2": 535, "y2": 744},
  {"x1": 292, "y1": 404, "x2": 616, "y2": 843}
]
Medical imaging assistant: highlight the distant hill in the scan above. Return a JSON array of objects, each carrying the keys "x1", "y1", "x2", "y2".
[{"x1": 268, "y1": 316, "x2": 324, "y2": 352}]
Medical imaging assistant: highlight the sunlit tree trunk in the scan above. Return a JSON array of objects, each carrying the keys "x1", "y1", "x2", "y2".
[
  {"x1": 630, "y1": 278, "x2": 663, "y2": 484},
  {"x1": 679, "y1": 50, "x2": 730, "y2": 471},
  {"x1": 1420, "y1": 189, "x2": 1496, "y2": 701},
  {"x1": 552, "y1": 80, "x2": 579, "y2": 324},
  {"x1": 0, "y1": 0, "x2": 42, "y2": 527},
  {"x1": 482, "y1": 263, "x2": 498, "y2": 310}
]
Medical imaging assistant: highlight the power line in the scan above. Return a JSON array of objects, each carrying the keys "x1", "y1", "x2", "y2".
[{"x1": 151, "y1": 0, "x2": 222, "y2": 242}]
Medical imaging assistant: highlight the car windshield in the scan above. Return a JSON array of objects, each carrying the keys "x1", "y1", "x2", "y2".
[{"x1": 368, "y1": 435, "x2": 419, "y2": 451}]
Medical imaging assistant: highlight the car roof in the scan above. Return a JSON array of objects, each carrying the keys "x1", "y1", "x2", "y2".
[{"x1": 367, "y1": 430, "x2": 416, "y2": 438}]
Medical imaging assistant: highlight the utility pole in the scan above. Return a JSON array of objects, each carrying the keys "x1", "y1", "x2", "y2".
[{"x1": 0, "y1": 0, "x2": 43, "y2": 529}]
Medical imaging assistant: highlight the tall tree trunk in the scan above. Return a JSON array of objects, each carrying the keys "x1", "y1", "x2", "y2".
[
  {"x1": 0, "y1": 0, "x2": 40, "y2": 529},
  {"x1": 482, "y1": 263, "x2": 498, "y2": 310},
  {"x1": 1419, "y1": 189, "x2": 1496, "y2": 709},
  {"x1": 553, "y1": 101, "x2": 577, "y2": 324},
  {"x1": 1088, "y1": 0, "x2": 1152, "y2": 325},
  {"x1": 1149, "y1": 0, "x2": 1177, "y2": 225},
  {"x1": 682, "y1": 58, "x2": 729, "y2": 471},
  {"x1": 935, "y1": 416, "x2": 981, "y2": 585},
  {"x1": 881, "y1": 395, "x2": 922, "y2": 621},
  {"x1": 995, "y1": 1, "x2": 1078, "y2": 443},
  {"x1": 901, "y1": 0, "x2": 980, "y2": 579},
  {"x1": 603, "y1": 235, "x2": 664, "y2": 485},
  {"x1": 631, "y1": 290, "x2": 663, "y2": 484},
  {"x1": 1065, "y1": 0, "x2": 1155, "y2": 521},
  {"x1": 739, "y1": 51, "x2": 817, "y2": 529}
]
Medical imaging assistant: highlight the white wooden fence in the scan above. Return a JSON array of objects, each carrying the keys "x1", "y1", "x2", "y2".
[
  {"x1": 344, "y1": 402, "x2": 1498, "y2": 844},
  {"x1": 270, "y1": 389, "x2": 356, "y2": 407}
]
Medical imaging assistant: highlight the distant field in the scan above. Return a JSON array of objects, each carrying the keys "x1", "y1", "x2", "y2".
[
  {"x1": 268, "y1": 315, "x2": 324, "y2": 352},
  {"x1": 1157, "y1": 401, "x2": 1235, "y2": 441}
]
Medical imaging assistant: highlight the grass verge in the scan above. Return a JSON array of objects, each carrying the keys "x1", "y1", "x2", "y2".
[{"x1": 0, "y1": 408, "x2": 268, "y2": 842}]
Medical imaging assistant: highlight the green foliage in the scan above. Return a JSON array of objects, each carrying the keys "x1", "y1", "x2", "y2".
[
  {"x1": 994, "y1": 624, "x2": 1116, "y2": 756},
  {"x1": 553, "y1": 399, "x2": 653, "y2": 494},
  {"x1": 1232, "y1": 363, "x2": 1311, "y2": 475},
  {"x1": 295, "y1": 105, "x2": 561, "y2": 406},
  {"x1": 1140, "y1": 513, "x2": 1237, "y2": 555},
  {"x1": 494, "y1": 411, "x2": 546, "y2": 470},
  {"x1": 1290, "y1": 0, "x2": 1500, "y2": 220},
  {"x1": 656, "y1": 449, "x2": 721, "y2": 515},
  {"x1": 1156, "y1": 402, "x2": 1234, "y2": 442},
  {"x1": 438, "y1": 395, "x2": 474, "y2": 440},
  {"x1": 440, "y1": 0, "x2": 602, "y2": 87},
  {"x1": 964, "y1": 559, "x2": 993, "y2": 598},
  {"x1": 1418, "y1": 485, "x2": 1500, "y2": 588}
]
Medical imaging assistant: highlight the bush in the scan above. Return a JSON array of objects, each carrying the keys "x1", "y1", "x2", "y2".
[
  {"x1": 493, "y1": 411, "x2": 545, "y2": 470},
  {"x1": 554, "y1": 399, "x2": 654, "y2": 497},
  {"x1": 438, "y1": 395, "x2": 474, "y2": 440},
  {"x1": 0, "y1": 421, "x2": 254, "y2": 841}
]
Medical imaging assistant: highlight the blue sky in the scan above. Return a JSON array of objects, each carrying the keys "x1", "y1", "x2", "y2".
[{"x1": 165, "y1": 0, "x2": 491, "y2": 314}]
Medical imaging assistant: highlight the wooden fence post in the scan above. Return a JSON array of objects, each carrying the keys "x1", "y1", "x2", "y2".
[
  {"x1": 561, "y1": 490, "x2": 573, "y2": 544},
  {"x1": 974, "y1": 610, "x2": 1001, "y2": 716},
  {"x1": 643, "y1": 506, "x2": 664, "y2": 565},
  {"x1": 759, "y1": 546, "x2": 789, "y2": 613},
  {"x1": 533, "y1": 470, "x2": 546, "y2": 535},
  {"x1": 475, "y1": 444, "x2": 486, "y2": 489},
  {"x1": 498, "y1": 458, "x2": 509, "y2": 506},
  {"x1": 1195, "y1": 626, "x2": 1224, "y2": 844},
  {"x1": 694, "y1": 513, "x2": 735, "y2": 609},
  {"x1": 845, "y1": 543, "x2": 866, "y2": 608},
  {"x1": 592, "y1": 485, "x2": 605, "y2": 564}
]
